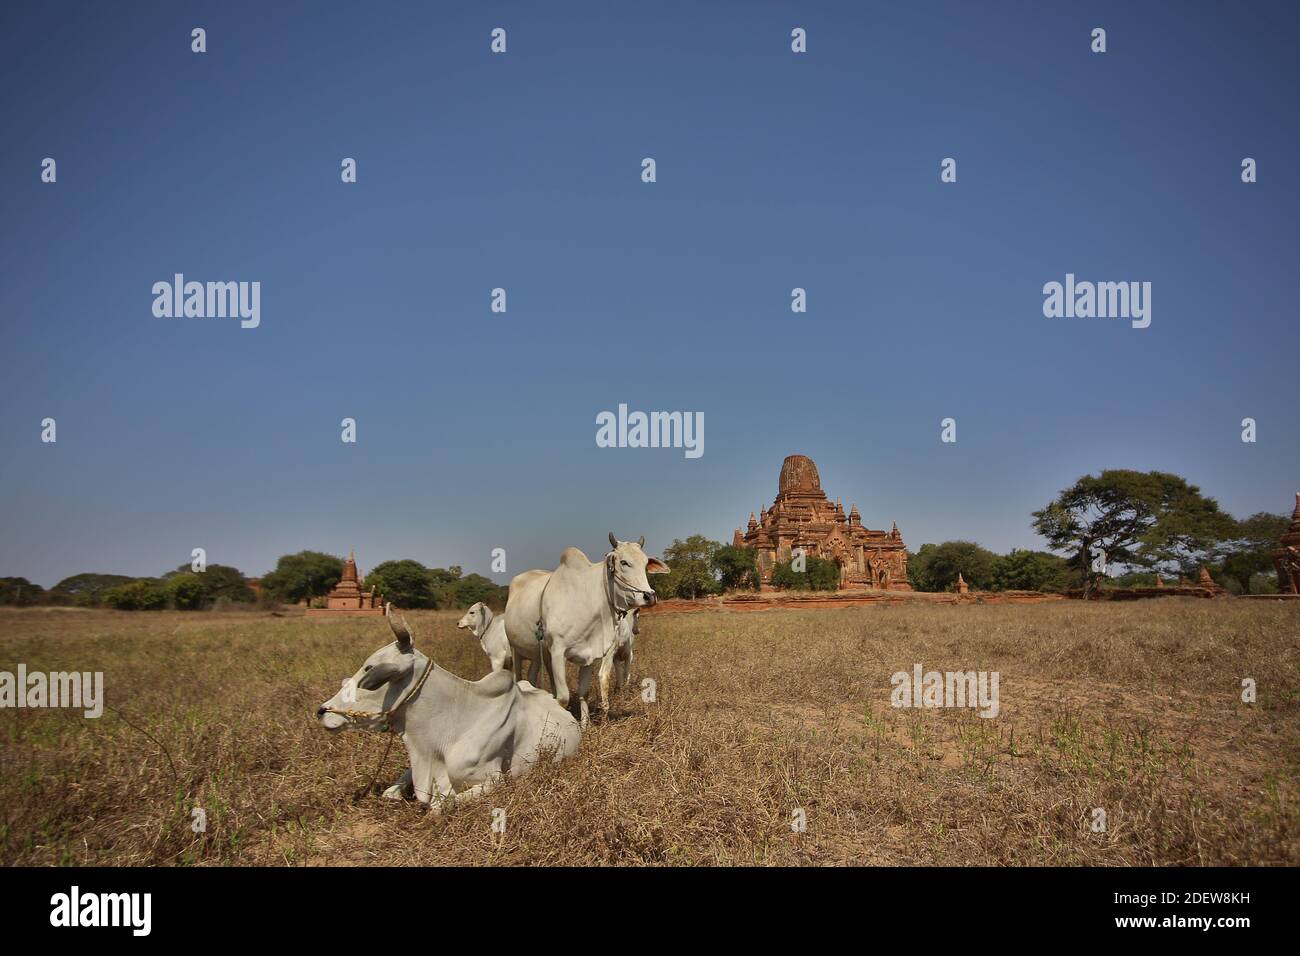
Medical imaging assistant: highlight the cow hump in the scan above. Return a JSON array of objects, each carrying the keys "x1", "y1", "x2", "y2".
[{"x1": 558, "y1": 547, "x2": 590, "y2": 570}]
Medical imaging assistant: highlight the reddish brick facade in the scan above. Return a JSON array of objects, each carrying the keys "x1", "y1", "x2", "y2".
[
  {"x1": 1274, "y1": 492, "x2": 1300, "y2": 595},
  {"x1": 736, "y1": 455, "x2": 910, "y2": 590}
]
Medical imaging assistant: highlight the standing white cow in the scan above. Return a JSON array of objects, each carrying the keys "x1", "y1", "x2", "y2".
[
  {"x1": 502, "y1": 568, "x2": 552, "y2": 686},
  {"x1": 508, "y1": 533, "x2": 667, "y2": 726},
  {"x1": 456, "y1": 602, "x2": 511, "y2": 673},
  {"x1": 317, "y1": 604, "x2": 581, "y2": 809}
]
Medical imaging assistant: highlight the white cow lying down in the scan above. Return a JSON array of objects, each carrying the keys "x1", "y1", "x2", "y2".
[
  {"x1": 317, "y1": 604, "x2": 581, "y2": 809},
  {"x1": 457, "y1": 601, "x2": 511, "y2": 673}
]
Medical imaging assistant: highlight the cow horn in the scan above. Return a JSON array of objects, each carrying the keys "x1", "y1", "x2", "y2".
[
  {"x1": 386, "y1": 602, "x2": 413, "y2": 651},
  {"x1": 638, "y1": 535, "x2": 645, "y2": 548},
  {"x1": 609, "y1": 531, "x2": 619, "y2": 549}
]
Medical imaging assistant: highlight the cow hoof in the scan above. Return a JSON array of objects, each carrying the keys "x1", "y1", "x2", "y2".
[{"x1": 382, "y1": 785, "x2": 405, "y2": 800}]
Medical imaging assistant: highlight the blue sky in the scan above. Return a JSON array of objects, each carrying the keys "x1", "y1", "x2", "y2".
[{"x1": 2, "y1": 0, "x2": 1297, "y2": 587}]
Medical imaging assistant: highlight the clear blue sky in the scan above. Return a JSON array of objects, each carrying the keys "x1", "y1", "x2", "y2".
[{"x1": 2, "y1": 0, "x2": 1297, "y2": 587}]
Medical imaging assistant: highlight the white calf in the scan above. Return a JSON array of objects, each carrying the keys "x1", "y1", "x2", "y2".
[{"x1": 457, "y1": 602, "x2": 511, "y2": 673}]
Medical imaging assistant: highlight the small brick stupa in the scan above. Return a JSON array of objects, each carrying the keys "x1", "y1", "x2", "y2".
[
  {"x1": 1273, "y1": 492, "x2": 1300, "y2": 595},
  {"x1": 1197, "y1": 567, "x2": 1225, "y2": 596},
  {"x1": 306, "y1": 550, "x2": 384, "y2": 617}
]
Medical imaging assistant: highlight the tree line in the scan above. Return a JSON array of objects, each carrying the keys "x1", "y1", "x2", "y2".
[
  {"x1": 0, "y1": 551, "x2": 507, "y2": 611},
  {"x1": 0, "y1": 469, "x2": 1288, "y2": 607}
]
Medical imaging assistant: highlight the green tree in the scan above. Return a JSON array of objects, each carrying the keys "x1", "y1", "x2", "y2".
[
  {"x1": 365, "y1": 559, "x2": 439, "y2": 608},
  {"x1": 649, "y1": 574, "x2": 677, "y2": 600},
  {"x1": 48, "y1": 573, "x2": 135, "y2": 607},
  {"x1": 992, "y1": 549, "x2": 1072, "y2": 592},
  {"x1": 711, "y1": 545, "x2": 760, "y2": 591},
  {"x1": 103, "y1": 579, "x2": 167, "y2": 610},
  {"x1": 451, "y1": 573, "x2": 506, "y2": 609},
  {"x1": 0, "y1": 577, "x2": 46, "y2": 606},
  {"x1": 163, "y1": 564, "x2": 255, "y2": 605},
  {"x1": 909, "y1": 541, "x2": 999, "y2": 591},
  {"x1": 906, "y1": 546, "x2": 936, "y2": 591},
  {"x1": 1218, "y1": 512, "x2": 1289, "y2": 594},
  {"x1": 260, "y1": 551, "x2": 344, "y2": 604},
  {"x1": 164, "y1": 573, "x2": 207, "y2": 610},
  {"x1": 659, "y1": 536, "x2": 721, "y2": 600},
  {"x1": 426, "y1": 566, "x2": 465, "y2": 608},
  {"x1": 806, "y1": 556, "x2": 840, "y2": 590},
  {"x1": 771, "y1": 556, "x2": 840, "y2": 591},
  {"x1": 1032, "y1": 470, "x2": 1233, "y2": 594}
]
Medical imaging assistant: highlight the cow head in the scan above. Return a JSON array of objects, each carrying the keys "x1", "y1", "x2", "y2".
[
  {"x1": 605, "y1": 532, "x2": 669, "y2": 609},
  {"x1": 617, "y1": 606, "x2": 640, "y2": 640},
  {"x1": 317, "y1": 604, "x2": 416, "y2": 732},
  {"x1": 456, "y1": 602, "x2": 491, "y2": 638}
]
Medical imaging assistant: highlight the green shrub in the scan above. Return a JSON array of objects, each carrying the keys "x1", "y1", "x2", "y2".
[
  {"x1": 771, "y1": 556, "x2": 840, "y2": 591},
  {"x1": 102, "y1": 580, "x2": 167, "y2": 610}
]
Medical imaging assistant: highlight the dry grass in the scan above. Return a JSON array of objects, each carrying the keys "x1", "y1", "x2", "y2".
[{"x1": 0, "y1": 600, "x2": 1296, "y2": 866}]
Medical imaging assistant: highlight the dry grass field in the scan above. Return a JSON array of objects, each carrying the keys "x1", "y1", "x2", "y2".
[{"x1": 1, "y1": 600, "x2": 1296, "y2": 866}]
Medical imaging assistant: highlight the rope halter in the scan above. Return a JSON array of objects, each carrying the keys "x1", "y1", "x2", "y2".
[{"x1": 320, "y1": 604, "x2": 434, "y2": 732}]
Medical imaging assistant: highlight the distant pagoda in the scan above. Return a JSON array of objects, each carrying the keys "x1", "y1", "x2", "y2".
[
  {"x1": 735, "y1": 454, "x2": 910, "y2": 591},
  {"x1": 1274, "y1": 493, "x2": 1300, "y2": 595},
  {"x1": 306, "y1": 550, "x2": 384, "y2": 616}
]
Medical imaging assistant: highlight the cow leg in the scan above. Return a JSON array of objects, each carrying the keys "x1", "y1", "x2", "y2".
[
  {"x1": 596, "y1": 653, "x2": 614, "y2": 717},
  {"x1": 450, "y1": 774, "x2": 501, "y2": 809},
  {"x1": 613, "y1": 650, "x2": 627, "y2": 691},
  {"x1": 576, "y1": 664, "x2": 598, "y2": 727},
  {"x1": 382, "y1": 767, "x2": 414, "y2": 801},
  {"x1": 528, "y1": 656, "x2": 542, "y2": 688},
  {"x1": 410, "y1": 754, "x2": 452, "y2": 811},
  {"x1": 545, "y1": 644, "x2": 570, "y2": 712}
]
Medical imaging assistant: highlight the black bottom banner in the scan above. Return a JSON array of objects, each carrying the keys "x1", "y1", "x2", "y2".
[{"x1": 0, "y1": 865, "x2": 1283, "y2": 942}]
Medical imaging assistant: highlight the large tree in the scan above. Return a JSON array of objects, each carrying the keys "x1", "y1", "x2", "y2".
[
  {"x1": 0, "y1": 578, "x2": 46, "y2": 606},
  {"x1": 658, "y1": 536, "x2": 721, "y2": 600},
  {"x1": 1218, "y1": 512, "x2": 1290, "y2": 593},
  {"x1": 48, "y1": 573, "x2": 135, "y2": 606},
  {"x1": 164, "y1": 563, "x2": 255, "y2": 604},
  {"x1": 908, "y1": 541, "x2": 1000, "y2": 591},
  {"x1": 1032, "y1": 470, "x2": 1233, "y2": 593},
  {"x1": 260, "y1": 551, "x2": 343, "y2": 604},
  {"x1": 711, "y1": 545, "x2": 760, "y2": 592},
  {"x1": 365, "y1": 559, "x2": 439, "y2": 608},
  {"x1": 992, "y1": 549, "x2": 1072, "y2": 592},
  {"x1": 450, "y1": 573, "x2": 506, "y2": 609}
]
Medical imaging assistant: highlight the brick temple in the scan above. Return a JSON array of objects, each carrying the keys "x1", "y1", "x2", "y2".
[
  {"x1": 735, "y1": 454, "x2": 911, "y2": 591},
  {"x1": 305, "y1": 550, "x2": 384, "y2": 617},
  {"x1": 1274, "y1": 492, "x2": 1300, "y2": 594}
]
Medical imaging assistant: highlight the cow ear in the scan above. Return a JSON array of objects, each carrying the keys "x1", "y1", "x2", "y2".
[
  {"x1": 358, "y1": 661, "x2": 403, "y2": 691},
  {"x1": 638, "y1": 536, "x2": 645, "y2": 547},
  {"x1": 606, "y1": 553, "x2": 616, "y2": 571},
  {"x1": 645, "y1": 558, "x2": 670, "y2": 574}
]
